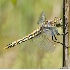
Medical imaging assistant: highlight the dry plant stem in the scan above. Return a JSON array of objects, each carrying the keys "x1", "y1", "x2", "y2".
[{"x1": 62, "y1": 0, "x2": 69, "y2": 68}]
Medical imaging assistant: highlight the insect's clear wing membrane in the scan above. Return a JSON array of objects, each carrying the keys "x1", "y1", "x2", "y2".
[
  {"x1": 37, "y1": 11, "x2": 46, "y2": 25},
  {"x1": 43, "y1": 27, "x2": 58, "y2": 36},
  {"x1": 32, "y1": 32, "x2": 56, "y2": 52}
]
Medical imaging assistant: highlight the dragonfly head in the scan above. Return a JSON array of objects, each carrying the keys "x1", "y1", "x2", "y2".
[{"x1": 54, "y1": 17, "x2": 63, "y2": 27}]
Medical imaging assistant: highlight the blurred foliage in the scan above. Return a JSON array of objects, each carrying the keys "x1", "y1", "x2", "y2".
[{"x1": 0, "y1": 0, "x2": 70, "y2": 69}]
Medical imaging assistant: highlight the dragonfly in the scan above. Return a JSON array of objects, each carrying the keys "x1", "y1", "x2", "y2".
[{"x1": 4, "y1": 11, "x2": 64, "y2": 52}]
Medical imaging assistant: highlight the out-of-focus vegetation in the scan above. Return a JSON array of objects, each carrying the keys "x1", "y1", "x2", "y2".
[{"x1": 0, "y1": 0, "x2": 70, "y2": 69}]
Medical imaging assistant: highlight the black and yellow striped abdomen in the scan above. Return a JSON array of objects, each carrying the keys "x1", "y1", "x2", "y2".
[{"x1": 4, "y1": 27, "x2": 42, "y2": 49}]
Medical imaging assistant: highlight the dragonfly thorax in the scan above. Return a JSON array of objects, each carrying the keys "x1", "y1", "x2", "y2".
[{"x1": 42, "y1": 20, "x2": 55, "y2": 28}]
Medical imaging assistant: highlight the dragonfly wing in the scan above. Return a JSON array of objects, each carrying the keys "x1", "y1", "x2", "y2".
[
  {"x1": 32, "y1": 32, "x2": 56, "y2": 52},
  {"x1": 37, "y1": 11, "x2": 46, "y2": 25},
  {"x1": 43, "y1": 27, "x2": 58, "y2": 36}
]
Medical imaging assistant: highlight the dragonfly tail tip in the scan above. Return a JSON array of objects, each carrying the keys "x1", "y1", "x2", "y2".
[{"x1": 3, "y1": 47, "x2": 8, "y2": 49}]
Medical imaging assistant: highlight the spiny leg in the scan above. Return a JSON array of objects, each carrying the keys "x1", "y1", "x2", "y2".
[
  {"x1": 52, "y1": 31, "x2": 68, "y2": 46},
  {"x1": 54, "y1": 35, "x2": 57, "y2": 40},
  {"x1": 57, "y1": 32, "x2": 68, "y2": 35},
  {"x1": 52, "y1": 35, "x2": 64, "y2": 45},
  {"x1": 52, "y1": 35, "x2": 57, "y2": 41}
]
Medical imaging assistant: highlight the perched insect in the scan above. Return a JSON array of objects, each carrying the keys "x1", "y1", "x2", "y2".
[
  {"x1": 33, "y1": 11, "x2": 64, "y2": 52},
  {"x1": 4, "y1": 11, "x2": 64, "y2": 52}
]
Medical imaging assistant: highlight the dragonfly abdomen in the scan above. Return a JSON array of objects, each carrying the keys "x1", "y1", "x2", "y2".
[{"x1": 4, "y1": 27, "x2": 42, "y2": 49}]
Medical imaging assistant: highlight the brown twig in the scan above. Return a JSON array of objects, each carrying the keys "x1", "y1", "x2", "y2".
[{"x1": 62, "y1": 0, "x2": 69, "y2": 68}]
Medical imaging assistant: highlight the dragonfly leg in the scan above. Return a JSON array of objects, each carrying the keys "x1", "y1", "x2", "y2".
[
  {"x1": 54, "y1": 35, "x2": 57, "y2": 40},
  {"x1": 57, "y1": 32, "x2": 68, "y2": 35},
  {"x1": 52, "y1": 35, "x2": 64, "y2": 46},
  {"x1": 52, "y1": 36, "x2": 56, "y2": 46},
  {"x1": 52, "y1": 35, "x2": 57, "y2": 41}
]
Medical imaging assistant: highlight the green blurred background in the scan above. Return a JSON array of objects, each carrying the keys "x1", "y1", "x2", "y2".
[{"x1": 0, "y1": 0, "x2": 70, "y2": 69}]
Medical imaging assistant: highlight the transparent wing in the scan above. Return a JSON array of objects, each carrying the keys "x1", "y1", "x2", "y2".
[
  {"x1": 32, "y1": 32, "x2": 56, "y2": 52},
  {"x1": 43, "y1": 27, "x2": 58, "y2": 36},
  {"x1": 37, "y1": 11, "x2": 46, "y2": 25}
]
